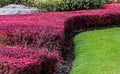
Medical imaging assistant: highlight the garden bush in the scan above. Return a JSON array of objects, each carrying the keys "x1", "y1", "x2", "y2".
[
  {"x1": 0, "y1": 0, "x2": 28, "y2": 7},
  {"x1": 0, "y1": 0, "x2": 62, "y2": 11},
  {"x1": 55, "y1": 0, "x2": 107, "y2": 11},
  {"x1": 0, "y1": 45, "x2": 61, "y2": 74},
  {"x1": 0, "y1": 0, "x2": 109, "y2": 11},
  {"x1": 65, "y1": 9, "x2": 120, "y2": 32},
  {"x1": 32, "y1": 0, "x2": 107, "y2": 11},
  {"x1": 29, "y1": 0, "x2": 62, "y2": 11},
  {"x1": 0, "y1": 12, "x2": 66, "y2": 51},
  {"x1": 0, "y1": 4, "x2": 120, "y2": 50},
  {"x1": 1, "y1": 0, "x2": 119, "y2": 11},
  {"x1": 0, "y1": 3, "x2": 120, "y2": 74},
  {"x1": 0, "y1": 24, "x2": 64, "y2": 51}
]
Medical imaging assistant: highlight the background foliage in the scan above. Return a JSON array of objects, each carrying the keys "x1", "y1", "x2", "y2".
[{"x1": 0, "y1": 0, "x2": 120, "y2": 11}]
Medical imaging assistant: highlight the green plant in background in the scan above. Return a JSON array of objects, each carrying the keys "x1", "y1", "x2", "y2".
[
  {"x1": 0, "y1": 0, "x2": 12, "y2": 7},
  {"x1": 0, "y1": 0, "x2": 119, "y2": 11},
  {"x1": 55, "y1": 0, "x2": 107, "y2": 11},
  {"x1": 29, "y1": 0, "x2": 62, "y2": 11},
  {"x1": 0, "y1": 0, "x2": 62, "y2": 11},
  {"x1": 0, "y1": 0, "x2": 29, "y2": 7},
  {"x1": 56, "y1": 0, "x2": 83, "y2": 11}
]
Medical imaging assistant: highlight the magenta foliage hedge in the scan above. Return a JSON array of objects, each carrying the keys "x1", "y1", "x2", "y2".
[
  {"x1": 0, "y1": 45, "x2": 61, "y2": 74},
  {"x1": 65, "y1": 9, "x2": 120, "y2": 32},
  {"x1": 0, "y1": 12, "x2": 67, "y2": 51},
  {"x1": 0, "y1": 3, "x2": 120, "y2": 74},
  {"x1": 101, "y1": 3, "x2": 120, "y2": 9},
  {"x1": 0, "y1": 3, "x2": 120, "y2": 48},
  {"x1": 0, "y1": 24, "x2": 64, "y2": 51},
  {"x1": 0, "y1": 4, "x2": 120, "y2": 48}
]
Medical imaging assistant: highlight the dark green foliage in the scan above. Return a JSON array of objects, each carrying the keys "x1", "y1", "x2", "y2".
[
  {"x1": 0, "y1": 0, "x2": 119, "y2": 11},
  {"x1": 55, "y1": 0, "x2": 108, "y2": 11},
  {"x1": 0, "y1": 0, "x2": 108, "y2": 11},
  {"x1": 0, "y1": 0, "x2": 29, "y2": 7}
]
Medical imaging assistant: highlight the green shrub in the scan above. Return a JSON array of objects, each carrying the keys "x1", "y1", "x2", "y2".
[
  {"x1": 0, "y1": 0, "x2": 12, "y2": 7},
  {"x1": 0, "y1": 0, "x2": 29, "y2": 7},
  {"x1": 55, "y1": 0, "x2": 107, "y2": 11},
  {"x1": 28, "y1": 0, "x2": 62, "y2": 11},
  {"x1": 30, "y1": 0, "x2": 107, "y2": 11},
  {"x1": 0, "y1": 0, "x2": 62, "y2": 11},
  {"x1": 0, "y1": 0, "x2": 119, "y2": 12}
]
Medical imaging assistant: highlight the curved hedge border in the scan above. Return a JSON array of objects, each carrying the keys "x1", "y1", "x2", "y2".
[
  {"x1": 0, "y1": 3, "x2": 120, "y2": 74},
  {"x1": 65, "y1": 9, "x2": 120, "y2": 32},
  {"x1": 0, "y1": 6, "x2": 120, "y2": 50}
]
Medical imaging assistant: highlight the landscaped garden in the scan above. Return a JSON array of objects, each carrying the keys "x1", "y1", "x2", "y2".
[{"x1": 0, "y1": 0, "x2": 120, "y2": 74}]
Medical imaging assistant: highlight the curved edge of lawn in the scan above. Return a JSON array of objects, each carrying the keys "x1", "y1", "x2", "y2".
[{"x1": 70, "y1": 28, "x2": 120, "y2": 74}]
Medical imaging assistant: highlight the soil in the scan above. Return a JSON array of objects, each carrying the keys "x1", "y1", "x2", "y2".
[{"x1": 55, "y1": 32, "x2": 77, "y2": 74}]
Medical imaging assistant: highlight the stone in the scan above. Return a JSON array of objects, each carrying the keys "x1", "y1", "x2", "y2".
[{"x1": 0, "y1": 4, "x2": 40, "y2": 15}]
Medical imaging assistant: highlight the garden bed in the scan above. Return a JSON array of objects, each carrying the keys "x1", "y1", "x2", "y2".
[{"x1": 0, "y1": 3, "x2": 120, "y2": 74}]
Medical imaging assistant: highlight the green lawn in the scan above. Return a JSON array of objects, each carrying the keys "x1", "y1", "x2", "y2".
[{"x1": 71, "y1": 28, "x2": 120, "y2": 74}]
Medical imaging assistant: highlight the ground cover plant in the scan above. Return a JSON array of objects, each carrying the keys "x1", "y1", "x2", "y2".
[{"x1": 71, "y1": 28, "x2": 120, "y2": 74}]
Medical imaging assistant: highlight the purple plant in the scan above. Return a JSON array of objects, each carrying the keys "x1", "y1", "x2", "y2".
[{"x1": 0, "y1": 46, "x2": 62, "y2": 74}]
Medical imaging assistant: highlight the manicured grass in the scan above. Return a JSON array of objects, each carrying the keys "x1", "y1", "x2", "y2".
[{"x1": 71, "y1": 28, "x2": 120, "y2": 74}]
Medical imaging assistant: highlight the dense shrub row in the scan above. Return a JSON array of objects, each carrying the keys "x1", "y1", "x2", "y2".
[
  {"x1": 0, "y1": 3, "x2": 120, "y2": 50},
  {"x1": 0, "y1": 45, "x2": 61, "y2": 74},
  {"x1": 65, "y1": 9, "x2": 120, "y2": 32},
  {"x1": 0, "y1": 3, "x2": 120, "y2": 74},
  {"x1": 0, "y1": 13, "x2": 66, "y2": 51},
  {"x1": 0, "y1": 12, "x2": 66, "y2": 73},
  {"x1": 0, "y1": 24, "x2": 64, "y2": 51}
]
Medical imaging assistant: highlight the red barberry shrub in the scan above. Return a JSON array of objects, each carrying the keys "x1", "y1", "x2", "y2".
[
  {"x1": 101, "y1": 3, "x2": 120, "y2": 9},
  {"x1": 0, "y1": 5, "x2": 120, "y2": 48},
  {"x1": 0, "y1": 12, "x2": 66, "y2": 51},
  {"x1": 65, "y1": 9, "x2": 120, "y2": 32},
  {"x1": 0, "y1": 46, "x2": 62, "y2": 74},
  {"x1": 0, "y1": 24, "x2": 64, "y2": 51},
  {"x1": 0, "y1": 3, "x2": 120, "y2": 74},
  {"x1": 0, "y1": 7, "x2": 120, "y2": 49}
]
